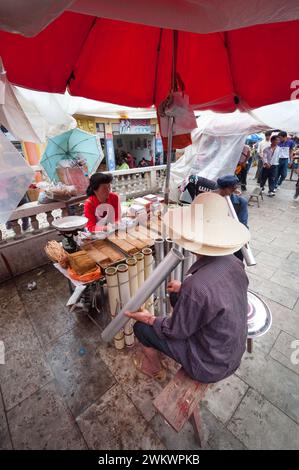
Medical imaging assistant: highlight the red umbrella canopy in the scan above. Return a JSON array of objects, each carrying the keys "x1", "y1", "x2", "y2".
[{"x1": 0, "y1": 10, "x2": 299, "y2": 112}]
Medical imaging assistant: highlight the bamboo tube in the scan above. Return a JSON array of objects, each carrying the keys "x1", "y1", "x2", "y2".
[
  {"x1": 117, "y1": 264, "x2": 134, "y2": 347},
  {"x1": 126, "y1": 257, "x2": 138, "y2": 297},
  {"x1": 102, "y1": 248, "x2": 184, "y2": 343},
  {"x1": 105, "y1": 267, "x2": 125, "y2": 350},
  {"x1": 142, "y1": 247, "x2": 154, "y2": 314},
  {"x1": 154, "y1": 238, "x2": 166, "y2": 316},
  {"x1": 136, "y1": 252, "x2": 145, "y2": 288}
]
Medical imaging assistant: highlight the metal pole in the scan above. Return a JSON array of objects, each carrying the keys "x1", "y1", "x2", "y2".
[{"x1": 164, "y1": 116, "x2": 174, "y2": 205}]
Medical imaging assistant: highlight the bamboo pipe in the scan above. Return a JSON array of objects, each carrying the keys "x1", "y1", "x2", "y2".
[
  {"x1": 117, "y1": 264, "x2": 134, "y2": 347},
  {"x1": 142, "y1": 247, "x2": 154, "y2": 314},
  {"x1": 154, "y1": 238, "x2": 166, "y2": 316},
  {"x1": 126, "y1": 257, "x2": 138, "y2": 297},
  {"x1": 136, "y1": 252, "x2": 145, "y2": 288},
  {"x1": 105, "y1": 266, "x2": 125, "y2": 350},
  {"x1": 102, "y1": 248, "x2": 184, "y2": 343}
]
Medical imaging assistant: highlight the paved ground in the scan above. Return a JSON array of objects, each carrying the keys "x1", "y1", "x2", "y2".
[{"x1": 0, "y1": 169, "x2": 299, "y2": 450}]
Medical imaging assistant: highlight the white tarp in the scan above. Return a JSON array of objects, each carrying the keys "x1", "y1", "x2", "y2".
[
  {"x1": 0, "y1": 58, "x2": 76, "y2": 142},
  {"x1": 2, "y1": 1, "x2": 299, "y2": 36},
  {"x1": 0, "y1": 130, "x2": 34, "y2": 224},
  {"x1": 169, "y1": 111, "x2": 269, "y2": 201},
  {"x1": 0, "y1": 85, "x2": 156, "y2": 143}
]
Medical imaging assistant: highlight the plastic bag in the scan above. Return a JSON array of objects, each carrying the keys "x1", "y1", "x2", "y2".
[
  {"x1": 158, "y1": 91, "x2": 197, "y2": 150},
  {"x1": 0, "y1": 130, "x2": 34, "y2": 224},
  {"x1": 37, "y1": 182, "x2": 77, "y2": 203}
]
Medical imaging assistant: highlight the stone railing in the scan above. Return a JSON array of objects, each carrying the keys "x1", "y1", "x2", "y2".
[
  {"x1": 108, "y1": 165, "x2": 167, "y2": 198},
  {"x1": 0, "y1": 165, "x2": 167, "y2": 243}
]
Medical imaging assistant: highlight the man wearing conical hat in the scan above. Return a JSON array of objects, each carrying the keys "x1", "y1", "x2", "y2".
[{"x1": 126, "y1": 193, "x2": 250, "y2": 382}]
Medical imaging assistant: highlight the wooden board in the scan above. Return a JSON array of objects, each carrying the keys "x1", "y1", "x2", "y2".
[
  {"x1": 107, "y1": 236, "x2": 139, "y2": 255},
  {"x1": 153, "y1": 367, "x2": 209, "y2": 433},
  {"x1": 82, "y1": 240, "x2": 125, "y2": 268},
  {"x1": 83, "y1": 244, "x2": 110, "y2": 264},
  {"x1": 128, "y1": 226, "x2": 155, "y2": 246},
  {"x1": 125, "y1": 234, "x2": 148, "y2": 251}
]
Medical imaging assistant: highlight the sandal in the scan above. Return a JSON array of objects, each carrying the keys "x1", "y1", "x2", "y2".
[{"x1": 132, "y1": 352, "x2": 166, "y2": 382}]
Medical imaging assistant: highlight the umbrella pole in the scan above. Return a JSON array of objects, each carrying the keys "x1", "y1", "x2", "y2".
[{"x1": 164, "y1": 116, "x2": 174, "y2": 205}]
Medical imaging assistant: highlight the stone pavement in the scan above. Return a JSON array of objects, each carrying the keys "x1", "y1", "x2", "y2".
[{"x1": 0, "y1": 169, "x2": 298, "y2": 450}]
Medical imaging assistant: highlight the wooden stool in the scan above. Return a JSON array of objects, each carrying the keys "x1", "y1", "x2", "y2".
[
  {"x1": 153, "y1": 367, "x2": 210, "y2": 446},
  {"x1": 248, "y1": 187, "x2": 263, "y2": 207}
]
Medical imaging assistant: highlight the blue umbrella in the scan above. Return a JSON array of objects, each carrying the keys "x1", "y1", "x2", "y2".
[
  {"x1": 246, "y1": 133, "x2": 263, "y2": 144},
  {"x1": 40, "y1": 128, "x2": 102, "y2": 182}
]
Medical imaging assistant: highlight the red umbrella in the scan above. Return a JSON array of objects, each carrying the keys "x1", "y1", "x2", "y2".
[
  {"x1": 1, "y1": 2, "x2": 299, "y2": 203},
  {"x1": 0, "y1": 7, "x2": 299, "y2": 112}
]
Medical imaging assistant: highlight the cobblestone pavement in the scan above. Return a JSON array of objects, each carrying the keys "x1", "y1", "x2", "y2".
[{"x1": 0, "y1": 169, "x2": 298, "y2": 450}]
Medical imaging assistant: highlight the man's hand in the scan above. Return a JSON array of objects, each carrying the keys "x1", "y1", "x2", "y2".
[
  {"x1": 125, "y1": 309, "x2": 155, "y2": 325},
  {"x1": 167, "y1": 280, "x2": 182, "y2": 293}
]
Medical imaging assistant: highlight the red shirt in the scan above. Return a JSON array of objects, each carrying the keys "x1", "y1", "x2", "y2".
[{"x1": 84, "y1": 192, "x2": 121, "y2": 232}]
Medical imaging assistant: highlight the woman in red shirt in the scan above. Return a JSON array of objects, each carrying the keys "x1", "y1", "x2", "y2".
[{"x1": 84, "y1": 173, "x2": 121, "y2": 232}]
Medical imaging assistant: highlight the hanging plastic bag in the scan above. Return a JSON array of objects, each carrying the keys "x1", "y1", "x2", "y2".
[{"x1": 158, "y1": 76, "x2": 197, "y2": 150}]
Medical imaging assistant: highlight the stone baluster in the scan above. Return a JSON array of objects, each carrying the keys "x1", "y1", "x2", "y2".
[
  {"x1": 150, "y1": 169, "x2": 157, "y2": 189},
  {"x1": 131, "y1": 174, "x2": 137, "y2": 195},
  {"x1": 112, "y1": 176, "x2": 119, "y2": 193},
  {"x1": 120, "y1": 176, "x2": 126, "y2": 195},
  {"x1": 46, "y1": 211, "x2": 54, "y2": 227},
  {"x1": 30, "y1": 215, "x2": 41, "y2": 234},
  {"x1": 145, "y1": 172, "x2": 151, "y2": 190},
  {"x1": 11, "y1": 220, "x2": 22, "y2": 239},
  {"x1": 126, "y1": 175, "x2": 132, "y2": 195},
  {"x1": 135, "y1": 173, "x2": 141, "y2": 192}
]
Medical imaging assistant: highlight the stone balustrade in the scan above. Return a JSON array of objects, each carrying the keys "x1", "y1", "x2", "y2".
[{"x1": 0, "y1": 165, "x2": 167, "y2": 243}]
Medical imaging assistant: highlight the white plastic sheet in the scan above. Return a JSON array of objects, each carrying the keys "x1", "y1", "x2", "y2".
[
  {"x1": 0, "y1": 131, "x2": 34, "y2": 224},
  {"x1": 169, "y1": 112, "x2": 267, "y2": 201}
]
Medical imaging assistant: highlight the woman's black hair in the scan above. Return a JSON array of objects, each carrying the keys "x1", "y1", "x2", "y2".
[{"x1": 86, "y1": 172, "x2": 113, "y2": 197}]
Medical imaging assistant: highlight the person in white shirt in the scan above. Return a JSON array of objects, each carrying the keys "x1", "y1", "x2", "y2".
[
  {"x1": 260, "y1": 135, "x2": 281, "y2": 196},
  {"x1": 256, "y1": 131, "x2": 271, "y2": 182}
]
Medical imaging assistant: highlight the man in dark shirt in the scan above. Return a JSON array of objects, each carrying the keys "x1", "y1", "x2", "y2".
[{"x1": 126, "y1": 193, "x2": 250, "y2": 383}]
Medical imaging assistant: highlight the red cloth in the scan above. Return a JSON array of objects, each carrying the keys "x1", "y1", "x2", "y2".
[
  {"x1": 1, "y1": 12, "x2": 299, "y2": 111},
  {"x1": 84, "y1": 192, "x2": 121, "y2": 232}
]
